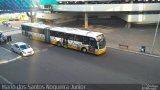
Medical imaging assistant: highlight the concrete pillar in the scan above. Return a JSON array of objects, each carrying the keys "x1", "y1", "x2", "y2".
[
  {"x1": 84, "y1": 1, "x2": 88, "y2": 29},
  {"x1": 26, "y1": 12, "x2": 36, "y2": 23},
  {"x1": 126, "y1": 22, "x2": 131, "y2": 29},
  {"x1": 132, "y1": 0, "x2": 134, "y2": 3},
  {"x1": 84, "y1": 12, "x2": 88, "y2": 29}
]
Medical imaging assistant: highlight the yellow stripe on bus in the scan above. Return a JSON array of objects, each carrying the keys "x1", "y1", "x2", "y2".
[
  {"x1": 51, "y1": 40, "x2": 57, "y2": 45},
  {"x1": 95, "y1": 47, "x2": 107, "y2": 55},
  {"x1": 32, "y1": 36, "x2": 45, "y2": 42}
]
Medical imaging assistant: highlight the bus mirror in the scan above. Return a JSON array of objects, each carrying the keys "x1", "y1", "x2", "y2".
[
  {"x1": 97, "y1": 42, "x2": 100, "y2": 49},
  {"x1": 97, "y1": 42, "x2": 99, "y2": 45}
]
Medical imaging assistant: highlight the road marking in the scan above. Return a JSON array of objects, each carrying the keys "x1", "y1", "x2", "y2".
[
  {"x1": 35, "y1": 50, "x2": 40, "y2": 53},
  {"x1": 34, "y1": 48, "x2": 48, "y2": 53},
  {"x1": 41, "y1": 48, "x2": 48, "y2": 52},
  {"x1": 0, "y1": 56, "x2": 22, "y2": 64},
  {"x1": 48, "y1": 44, "x2": 54, "y2": 47},
  {"x1": 107, "y1": 46, "x2": 160, "y2": 58},
  {"x1": 0, "y1": 47, "x2": 43, "y2": 64},
  {"x1": 0, "y1": 75, "x2": 13, "y2": 84},
  {"x1": 7, "y1": 56, "x2": 22, "y2": 62},
  {"x1": 0, "y1": 61, "x2": 8, "y2": 64}
]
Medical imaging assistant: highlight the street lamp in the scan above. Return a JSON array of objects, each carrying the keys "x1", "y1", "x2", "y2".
[{"x1": 150, "y1": 14, "x2": 160, "y2": 54}]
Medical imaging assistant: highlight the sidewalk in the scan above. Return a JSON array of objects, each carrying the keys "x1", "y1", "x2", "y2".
[{"x1": 87, "y1": 24, "x2": 160, "y2": 55}]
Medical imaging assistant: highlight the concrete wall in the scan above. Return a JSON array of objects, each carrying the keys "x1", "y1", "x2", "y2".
[
  {"x1": 36, "y1": 12, "x2": 77, "y2": 20},
  {"x1": 118, "y1": 14, "x2": 160, "y2": 24},
  {"x1": 36, "y1": 12, "x2": 77, "y2": 24}
]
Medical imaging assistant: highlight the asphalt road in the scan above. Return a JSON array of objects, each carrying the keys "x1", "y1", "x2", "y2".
[{"x1": 0, "y1": 33, "x2": 160, "y2": 85}]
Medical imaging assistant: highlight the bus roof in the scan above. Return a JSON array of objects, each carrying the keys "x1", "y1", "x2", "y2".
[
  {"x1": 22, "y1": 23, "x2": 50, "y2": 29},
  {"x1": 22, "y1": 23, "x2": 103, "y2": 38},
  {"x1": 50, "y1": 27, "x2": 103, "y2": 38}
]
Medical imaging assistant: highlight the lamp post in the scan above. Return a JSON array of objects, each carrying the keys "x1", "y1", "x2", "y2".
[{"x1": 150, "y1": 14, "x2": 160, "y2": 54}]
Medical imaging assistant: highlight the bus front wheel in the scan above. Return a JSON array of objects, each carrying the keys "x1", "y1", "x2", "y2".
[{"x1": 81, "y1": 47, "x2": 87, "y2": 53}]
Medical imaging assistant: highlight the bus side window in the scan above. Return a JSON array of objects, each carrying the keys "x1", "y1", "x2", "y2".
[
  {"x1": 68, "y1": 34, "x2": 74, "y2": 40},
  {"x1": 82, "y1": 36, "x2": 89, "y2": 44},
  {"x1": 22, "y1": 26, "x2": 31, "y2": 36},
  {"x1": 58, "y1": 32, "x2": 64, "y2": 38},
  {"x1": 38, "y1": 28, "x2": 44, "y2": 34},
  {"x1": 31, "y1": 27, "x2": 36, "y2": 33},
  {"x1": 26, "y1": 26, "x2": 31, "y2": 32},
  {"x1": 54, "y1": 31, "x2": 59, "y2": 37},
  {"x1": 50, "y1": 31, "x2": 55, "y2": 36},
  {"x1": 74, "y1": 35, "x2": 83, "y2": 42}
]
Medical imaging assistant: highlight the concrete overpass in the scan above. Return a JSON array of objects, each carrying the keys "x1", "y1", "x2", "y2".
[
  {"x1": 49, "y1": 2, "x2": 160, "y2": 28},
  {"x1": 0, "y1": 0, "x2": 159, "y2": 28}
]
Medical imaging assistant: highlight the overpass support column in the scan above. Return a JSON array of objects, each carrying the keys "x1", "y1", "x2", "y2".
[
  {"x1": 26, "y1": 12, "x2": 37, "y2": 23},
  {"x1": 126, "y1": 22, "x2": 131, "y2": 29},
  {"x1": 84, "y1": 12, "x2": 88, "y2": 29}
]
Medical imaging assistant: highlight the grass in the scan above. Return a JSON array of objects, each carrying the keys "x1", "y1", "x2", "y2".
[{"x1": 0, "y1": 17, "x2": 9, "y2": 21}]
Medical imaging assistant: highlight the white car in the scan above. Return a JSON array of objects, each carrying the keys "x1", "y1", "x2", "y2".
[
  {"x1": 2, "y1": 20, "x2": 10, "y2": 26},
  {"x1": 11, "y1": 42, "x2": 34, "y2": 56}
]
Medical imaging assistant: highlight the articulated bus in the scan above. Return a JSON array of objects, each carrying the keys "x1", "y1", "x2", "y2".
[{"x1": 21, "y1": 23, "x2": 106, "y2": 55}]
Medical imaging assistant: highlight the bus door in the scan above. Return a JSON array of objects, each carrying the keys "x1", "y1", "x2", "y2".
[
  {"x1": 67, "y1": 34, "x2": 75, "y2": 49},
  {"x1": 88, "y1": 38, "x2": 96, "y2": 54},
  {"x1": 21, "y1": 25, "x2": 28, "y2": 36},
  {"x1": 44, "y1": 28, "x2": 50, "y2": 43},
  {"x1": 74, "y1": 41, "x2": 81, "y2": 50},
  {"x1": 63, "y1": 33, "x2": 68, "y2": 46},
  {"x1": 69, "y1": 40, "x2": 80, "y2": 50},
  {"x1": 73, "y1": 35, "x2": 82, "y2": 50}
]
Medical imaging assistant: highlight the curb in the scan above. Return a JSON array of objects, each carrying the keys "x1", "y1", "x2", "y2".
[
  {"x1": 107, "y1": 46, "x2": 160, "y2": 58},
  {"x1": 0, "y1": 56, "x2": 22, "y2": 64}
]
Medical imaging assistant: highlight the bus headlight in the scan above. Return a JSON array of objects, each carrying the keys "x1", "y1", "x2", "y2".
[{"x1": 22, "y1": 51, "x2": 26, "y2": 54}]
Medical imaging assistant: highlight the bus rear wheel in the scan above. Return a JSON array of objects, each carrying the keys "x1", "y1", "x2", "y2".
[
  {"x1": 81, "y1": 47, "x2": 87, "y2": 53},
  {"x1": 57, "y1": 42, "x2": 61, "y2": 47}
]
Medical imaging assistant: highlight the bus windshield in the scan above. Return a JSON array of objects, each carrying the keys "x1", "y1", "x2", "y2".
[{"x1": 97, "y1": 34, "x2": 106, "y2": 49}]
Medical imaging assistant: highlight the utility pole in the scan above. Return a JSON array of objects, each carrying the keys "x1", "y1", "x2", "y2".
[{"x1": 150, "y1": 14, "x2": 160, "y2": 54}]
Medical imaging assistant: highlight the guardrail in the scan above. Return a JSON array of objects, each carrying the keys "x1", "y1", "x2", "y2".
[{"x1": 119, "y1": 44, "x2": 129, "y2": 49}]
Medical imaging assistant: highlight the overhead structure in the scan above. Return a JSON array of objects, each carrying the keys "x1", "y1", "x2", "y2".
[
  {"x1": 39, "y1": 0, "x2": 57, "y2": 5},
  {"x1": 0, "y1": 0, "x2": 57, "y2": 13}
]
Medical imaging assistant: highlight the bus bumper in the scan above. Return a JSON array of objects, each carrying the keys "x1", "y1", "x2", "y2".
[{"x1": 95, "y1": 47, "x2": 107, "y2": 55}]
